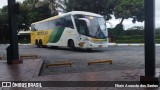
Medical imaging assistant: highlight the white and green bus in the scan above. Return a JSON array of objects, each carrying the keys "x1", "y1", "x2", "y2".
[{"x1": 30, "y1": 11, "x2": 108, "y2": 50}]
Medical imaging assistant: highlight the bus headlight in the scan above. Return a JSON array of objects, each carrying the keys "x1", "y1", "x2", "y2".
[{"x1": 89, "y1": 39, "x2": 95, "y2": 43}]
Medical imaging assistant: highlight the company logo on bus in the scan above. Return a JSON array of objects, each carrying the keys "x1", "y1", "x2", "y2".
[{"x1": 37, "y1": 31, "x2": 48, "y2": 35}]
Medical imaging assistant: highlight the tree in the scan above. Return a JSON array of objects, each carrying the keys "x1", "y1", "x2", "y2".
[
  {"x1": 57, "y1": 0, "x2": 116, "y2": 20},
  {"x1": 0, "y1": 6, "x2": 9, "y2": 43},
  {"x1": 112, "y1": 24, "x2": 124, "y2": 36},
  {"x1": 114, "y1": 0, "x2": 144, "y2": 25},
  {"x1": 46, "y1": 0, "x2": 58, "y2": 16},
  {"x1": 18, "y1": 0, "x2": 52, "y2": 31},
  {"x1": 124, "y1": 26, "x2": 144, "y2": 36},
  {"x1": 55, "y1": 0, "x2": 70, "y2": 13},
  {"x1": 127, "y1": 26, "x2": 144, "y2": 31},
  {"x1": 23, "y1": 0, "x2": 39, "y2": 5},
  {"x1": 155, "y1": 27, "x2": 160, "y2": 35},
  {"x1": 33, "y1": 0, "x2": 58, "y2": 16}
]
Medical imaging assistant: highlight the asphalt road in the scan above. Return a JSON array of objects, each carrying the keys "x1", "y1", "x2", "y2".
[{"x1": 0, "y1": 45, "x2": 160, "y2": 76}]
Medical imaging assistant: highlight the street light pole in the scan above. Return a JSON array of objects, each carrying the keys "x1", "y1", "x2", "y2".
[{"x1": 7, "y1": 0, "x2": 23, "y2": 64}]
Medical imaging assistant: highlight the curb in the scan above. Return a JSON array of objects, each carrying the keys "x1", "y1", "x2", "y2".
[
  {"x1": 18, "y1": 43, "x2": 32, "y2": 45},
  {"x1": 109, "y1": 43, "x2": 160, "y2": 46},
  {"x1": 2, "y1": 43, "x2": 160, "y2": 46},
  {"x1": 1, "y1": 44, "x2": 32, "y2": 46}
]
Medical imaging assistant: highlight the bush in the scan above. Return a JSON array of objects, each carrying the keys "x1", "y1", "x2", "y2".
[
  {"x1": 115, "y1": 39, "x2": 143, "y2": 43},
  {"x1": 117, "y1": 35, "x2": 144, "y2": 40},
  {"x1": 123, "y1": 30, "x2": 144, "y2": 36},
  {"x1": 130, "y1": 35, "x2": 144, "y2": 39},
  {"x1": 156, "y1": 39, "x2": 160, "y2": 43},
  {"x1": 115, "y1": 39, "x2": 160, "y2": 43},
  {"x1": 117, "y1": 36, "x2": 130, "y2": 40},
  {"x1": 156, "y1": 35, "x2": 160, "y2": 39},
  {"x1": 113, "y1": 35, "x2": 160, "y2": 43},
  {"x1": 19, "y1": 39, "x2": 30, "y2": 44}
]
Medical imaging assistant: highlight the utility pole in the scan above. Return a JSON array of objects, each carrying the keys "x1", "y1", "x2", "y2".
[
  {"x1": 7, "y1": 0, "x2": 23, "y2": 64},
  {"x1": 140, "y1": 0, "x2": 158, "y2": 84}
]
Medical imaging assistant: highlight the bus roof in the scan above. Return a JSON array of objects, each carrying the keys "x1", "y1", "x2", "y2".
[
  {"x1": 63, "y1": 11, "x2": 103, "y2": 17},
  {"x1": 32, "y1": 11, "x2": 103, "y2": 25}
]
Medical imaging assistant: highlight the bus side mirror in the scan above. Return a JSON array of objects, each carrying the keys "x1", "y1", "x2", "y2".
[{"x1": 78, "y1": 18, "x2": 90, "y2": 27}]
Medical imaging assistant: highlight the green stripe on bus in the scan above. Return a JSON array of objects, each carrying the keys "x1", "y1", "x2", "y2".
[{"x1": 48, "y1": 28, "x2": 65, "y2": 43}]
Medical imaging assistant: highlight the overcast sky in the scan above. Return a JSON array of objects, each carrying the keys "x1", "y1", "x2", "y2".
[{"x1": 0, "y1": 0, "x2": 160, "y2": 29}]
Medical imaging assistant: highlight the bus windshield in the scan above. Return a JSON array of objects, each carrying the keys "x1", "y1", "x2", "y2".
[{"x1": 74, "y1": 15, "x2": 108, "y2": 39}]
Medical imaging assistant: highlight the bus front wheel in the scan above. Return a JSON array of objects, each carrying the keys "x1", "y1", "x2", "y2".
[
  {"x1": 86, "y1": 48, "x2": 92, "y2": 51},
  {"x1": 68, "y1": 40, "x2": 75, "y2": 50}
]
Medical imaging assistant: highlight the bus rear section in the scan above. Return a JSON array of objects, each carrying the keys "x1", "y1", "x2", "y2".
[{"x1": 31, "y1": 30, "x2": 52, "y2": 47}]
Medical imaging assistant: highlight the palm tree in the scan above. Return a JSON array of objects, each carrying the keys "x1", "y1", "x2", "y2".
[
  {"x1": 23, "y1": 0, "x2": 66, "y2": 16},
  {"x1": 43, "y1": 0, "x2": 58, "y2": 16},
  {"x1": 49, "y1": 0, "x2": 59, "y2": 15},
  {"x1": 55, "y1": 0, "x2": 69, "y2": 12},
  {"x1": 46, "y1": 0, "x2": 70, "y2": 14}
]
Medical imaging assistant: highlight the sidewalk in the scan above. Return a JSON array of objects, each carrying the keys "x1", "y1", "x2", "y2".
[{"x1": 0, "y1": 59, "x2": 159, "y2": 90}]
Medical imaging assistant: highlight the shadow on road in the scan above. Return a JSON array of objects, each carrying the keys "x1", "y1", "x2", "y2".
[{"x1": 47, "y1": 46, "x2": 105, "y2": 53}]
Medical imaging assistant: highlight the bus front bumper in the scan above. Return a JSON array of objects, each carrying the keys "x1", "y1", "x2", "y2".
[{"x1": 78, "y1": 41, "x2": 108, "y2": 49}]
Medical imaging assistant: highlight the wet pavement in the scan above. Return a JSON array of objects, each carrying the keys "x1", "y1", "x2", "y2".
[
  {"x1": 0, "y1": 44, "x2": 160, "y2": 90},
  {"x1": 0, "y1": 58, "x2": 159, "y2": 90}
]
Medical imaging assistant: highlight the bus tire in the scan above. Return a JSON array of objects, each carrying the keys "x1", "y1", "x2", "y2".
[
  {"x1": 39, "y1": 40, "x2": 44, "y2": 48},
  {"x1": 35, "y1": 40, "x2": 40, "y2": 48},
  {"x1": 68, "y1": 40, "x2": 75, "y2": 50},
  {"x1": 51, "y1": 46, "x2": 58, "y2": 49},
  {"x1": 87, "y1": 48, "x2": 92, "y2": 51}
]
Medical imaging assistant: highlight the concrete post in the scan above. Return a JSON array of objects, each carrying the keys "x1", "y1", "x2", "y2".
[
  {"x1": 7, "y1": 0, "x2": 23, "y2": 64},
  {"x1": 140, "y1": 0, "x2": 158, "y2": 84}
]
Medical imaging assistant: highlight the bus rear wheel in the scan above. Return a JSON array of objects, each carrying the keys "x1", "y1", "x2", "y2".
[
  {"x1": 35, "y1": 40, "x2": 40, "y2": 48},
  {"x1": 68, "y1": 40, "x2": 75, "y2": 50},
  {"x1": 39, "y1": 40, "x2": 43, "y2": 48},
  {"x1": 35, "y1": 40, "x2": 44, "y2": 48}
]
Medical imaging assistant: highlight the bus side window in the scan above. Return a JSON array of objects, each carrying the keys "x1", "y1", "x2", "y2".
[
  {"x1": 75, "y1": 19, "x2": 89, "y2": 35},
  {"x1": 43, "y1": 21, "x2": 49, "y2": 30},
  {"x1": 34, "y1": 23, "x2": 39, "y2": 30},
  {"x1": 31, "y1": 24, "x2": 36, "y2": 31},
  {"x1": 79, "y1": 20, "x2": 89, "y2": 35},
  {"x1": 49, "y1": 20, "x2": 56, "y2": 29},
  {"x1": 64, "y1": 16, "x2": 74, "y2": 29},
  {"x1": 39, "y1": 23, "x2": 43, "y2": 30},
  {"x1": 55, "y1": 19, "x2": 63, "y2": 28}
]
